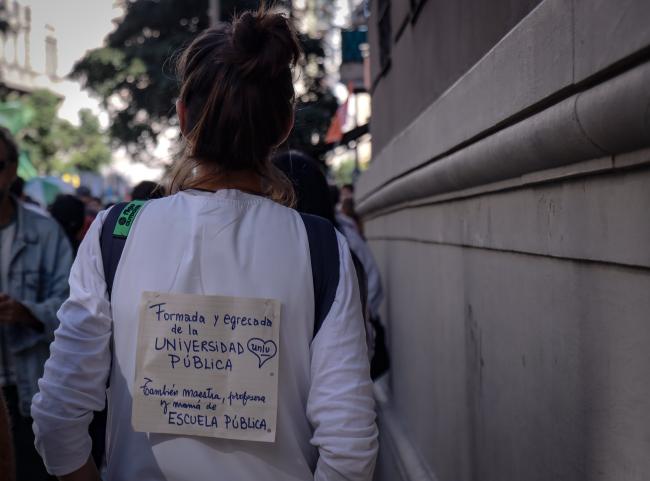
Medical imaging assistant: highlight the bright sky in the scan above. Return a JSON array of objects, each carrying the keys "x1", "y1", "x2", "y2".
[
  {"x1": 22, "y1": 0, "x2": 166, "y2": 184},
  {"x1": 23, "y1": 0, "x2": 117, "y2": 122}
]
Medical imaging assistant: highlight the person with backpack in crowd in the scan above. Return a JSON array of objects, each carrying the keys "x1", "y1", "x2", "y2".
[
  {"x1": 331, "y1": 184, "x2": 384, "y2": 333},
  {"x1": 32, "y1": 8, "x2": 377, "y2": 481},
  {"x1": 274, "y1": 150, "x2": 389, "y2": 379}
]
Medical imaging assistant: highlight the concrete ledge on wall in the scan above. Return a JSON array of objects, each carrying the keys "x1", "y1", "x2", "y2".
[
  {"x1": 357, "y1": 59, "x2": 650, "y2": 217},
  {"x1": 358, "y1": 0, "x2": 650, "y2": 217},
  {"x1": 359, "y1": 0, "x2": 575, "y2": 199},
  {"x1": 364, "y1": 149, "x2": 650, "y2": 270},
  {"x1": 374, "y1": 377, "x2": 438, "y2": 481}
]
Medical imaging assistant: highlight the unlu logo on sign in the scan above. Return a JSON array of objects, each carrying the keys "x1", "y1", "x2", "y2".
[{"x1": 247, "y1": 338, "x2": 277, "y2": 368}]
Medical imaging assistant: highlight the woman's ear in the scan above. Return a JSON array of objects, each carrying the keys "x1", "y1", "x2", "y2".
[{"x1": 176, "y1": 99, "x2": 187, "y2": 135}]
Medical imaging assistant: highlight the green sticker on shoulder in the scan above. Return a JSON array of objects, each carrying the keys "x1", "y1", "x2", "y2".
[{"x1": 113, "y1": 200, "x2": 146, "y2": 238}]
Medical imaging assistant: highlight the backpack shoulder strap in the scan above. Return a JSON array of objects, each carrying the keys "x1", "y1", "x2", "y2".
[
  {"x1": 100, "y1": 200, "x2": 146, "y2": 299},
  {"x1": 300, "y1": 213, "x2": 340, "y2": 338}
]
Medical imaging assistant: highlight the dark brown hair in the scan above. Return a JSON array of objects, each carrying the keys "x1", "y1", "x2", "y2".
[{"x1": 168, "y1": 7, "x2": 301, "y2": 205}]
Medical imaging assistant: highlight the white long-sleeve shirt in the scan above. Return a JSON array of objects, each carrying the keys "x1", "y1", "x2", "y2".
[
  {"x1": 336, "y1": 214, "x2": 384, "y2": 319},
  {"x1": 32, "y1": 189, "x2": 377, "y2": 480}
]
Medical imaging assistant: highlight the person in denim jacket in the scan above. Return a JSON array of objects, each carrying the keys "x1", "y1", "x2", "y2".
[{"x1": 0, "y1": 127, "x2": 73, "y2": 480}]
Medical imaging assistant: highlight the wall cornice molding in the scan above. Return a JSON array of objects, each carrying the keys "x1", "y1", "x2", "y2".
[
  {"x1": 358, "y1": 59, "x2": 650, "y2": 216},
  {"x1": 358, "y1": 0, "x2": 650, "y2": 216}
]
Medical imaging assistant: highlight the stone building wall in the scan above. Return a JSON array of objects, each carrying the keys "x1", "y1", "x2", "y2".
[{"x1": 362, "y1": 1, "x2": 650, "y2": 480}]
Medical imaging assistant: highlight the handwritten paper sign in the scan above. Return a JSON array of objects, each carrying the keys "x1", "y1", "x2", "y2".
[{"x1": 132, "y1": 291, "x2": 281, "y2": 442}]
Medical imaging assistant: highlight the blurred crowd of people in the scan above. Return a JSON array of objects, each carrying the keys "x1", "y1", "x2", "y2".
[{"x1": 11, "y1": 178, "x2": 163, "y2": 255}]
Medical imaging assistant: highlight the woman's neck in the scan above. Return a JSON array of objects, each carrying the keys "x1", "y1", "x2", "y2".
[{"x1": 191, "y1": 168, "x2": 264, "y2": 196}]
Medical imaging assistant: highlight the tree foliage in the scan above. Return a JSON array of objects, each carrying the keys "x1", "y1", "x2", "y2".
[
  {"x1": 332, "y1": 155, "x2": 357, "y2": 186},
  {"x1": 71, "y1": 0, "x2": 337, "y2": 163},
  {"x1": 289, "y1": 34, "x2": 338, "y2": 161},
  {"x1": 19, "y1": 90, "x2": 62, "y2": 174},
  {"x1": 66, "y1": 109, "x2": 113, "y2": 172},
  {"x1": 13, "y1": 90, "x2": 111, "y2": 174}
]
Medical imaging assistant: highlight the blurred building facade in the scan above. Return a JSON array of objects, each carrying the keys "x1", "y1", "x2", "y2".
[
  {"x1": 0, "y1": 1, "x2": 130, "y2": 200},
  {"x1": 0, "y1": 0, "x2": 61, "y2": 96},
  {"x1": 360, "y1": 1, "x2": 650, "y2": 480}
]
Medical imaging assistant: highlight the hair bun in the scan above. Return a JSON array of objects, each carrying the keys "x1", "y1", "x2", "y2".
[{"x1": 230, "y1": 10, "x2": 301, "y2": 80}]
